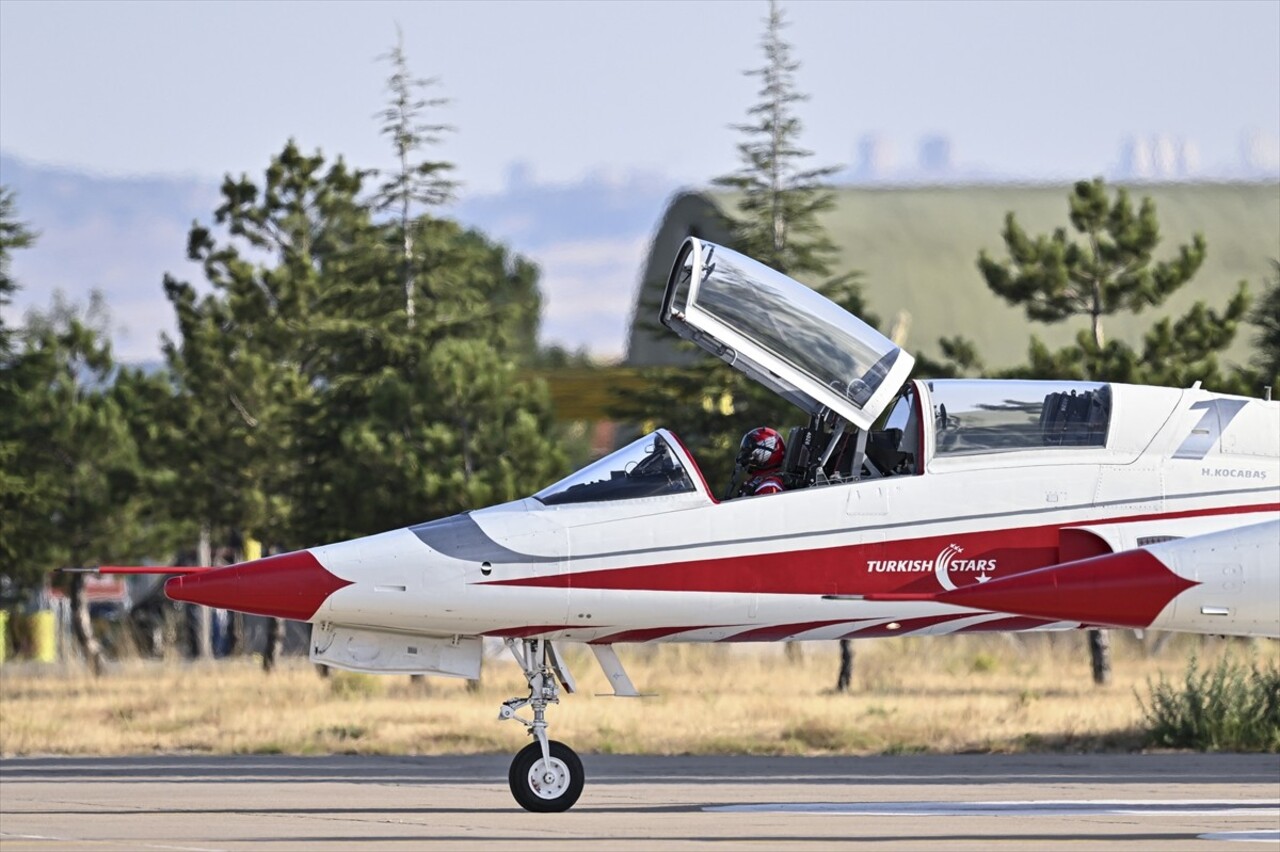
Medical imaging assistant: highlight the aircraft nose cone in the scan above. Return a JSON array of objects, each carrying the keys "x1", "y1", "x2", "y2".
[{"x1": 164, "y1": 550, "x2": 352, "y2": 621}]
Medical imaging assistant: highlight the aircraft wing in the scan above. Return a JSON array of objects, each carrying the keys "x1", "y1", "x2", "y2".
[{"x1": 866, "y1": 519, "x2": 1279, "y2": 638}]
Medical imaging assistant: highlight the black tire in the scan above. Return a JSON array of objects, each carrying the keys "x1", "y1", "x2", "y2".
[{"x1": 508, "y1": 740, "x2": 584, "y2": 812}]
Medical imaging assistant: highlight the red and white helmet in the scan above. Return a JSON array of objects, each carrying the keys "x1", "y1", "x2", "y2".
[{"x1": 737, "y1": 426, "x2": 786, "y2": 472}]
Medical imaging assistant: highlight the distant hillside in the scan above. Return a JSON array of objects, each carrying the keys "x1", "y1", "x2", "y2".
[
  {"x1": 629, "y1": 183, "x2": 1280, "y2": 372},
  {"x1": 0, "y1": 152, "x2": 677, "y2": 362}
]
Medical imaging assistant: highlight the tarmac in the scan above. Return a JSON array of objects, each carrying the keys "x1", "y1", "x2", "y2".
[{"x1": 1, "y1": 753, "x2": 1277, "y2": 850}]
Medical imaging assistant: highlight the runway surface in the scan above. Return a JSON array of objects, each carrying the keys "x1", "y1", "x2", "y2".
[{"x1": 2, "y1": 753, "x2": 1277, "y2": 850}]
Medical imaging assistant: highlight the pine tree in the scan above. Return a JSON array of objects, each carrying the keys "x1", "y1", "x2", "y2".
[
  {"x1": 617, "y1": 0, "x2": 871, "y2": 490},
  {"x1": 0, "y1": 187, "x2": 36, "y2": 359},
  {"x1": 978, "y1": 177, "x2": 1251, "y2": 393},
  {"x1": 374, "y1": 26, "x2": 458, "y2": 328},
  {"x1": 976, "y1": 177, "x2": 1256, "y2": 684},
  {"x1": 631, "y1": 1, "x2": 866, "y2": 674},
  {"x1": 0, "y1": 293, "x2": 145, "y2": 673},
  {"x1": 713, "y1": 0, "x2": 842, "y2": 281},
  {"x1": 166, "y1": 141, "x2": 560, "y2": 552},
  {"x1": 1250, "y1": 260, "x2": 1280, "y2": 385},
  {"x1": 163, "y1": 142, "x2": 361, "y2": 552},
  {"x1": 0, "y1": 187, "x2": 39, "y2": 569}
]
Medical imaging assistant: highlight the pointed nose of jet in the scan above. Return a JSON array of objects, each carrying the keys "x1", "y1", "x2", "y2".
[{"x1": 164, "y1": 549, "x2": 352, "y2": 621}]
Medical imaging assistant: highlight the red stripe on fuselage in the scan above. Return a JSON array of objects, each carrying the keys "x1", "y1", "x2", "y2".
[{"x1": 478, "y1": 502, "x2": 1275, "y2": 596}]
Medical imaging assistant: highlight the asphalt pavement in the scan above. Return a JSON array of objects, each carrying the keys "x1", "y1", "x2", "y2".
[{"x1": 1, "y1": 753, "x2": 1277, "y2": 850}]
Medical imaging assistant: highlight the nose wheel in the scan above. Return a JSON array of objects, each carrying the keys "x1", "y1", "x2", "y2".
[
  {"x1": 508, "y1": 739, "x2": 583, "y2": 812},
  {"x1": 498, "y1": 638, "x2": 584, "y2": 812}
]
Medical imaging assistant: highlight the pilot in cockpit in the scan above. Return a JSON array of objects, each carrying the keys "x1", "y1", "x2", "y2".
[{"x1": 731, "y1": 426, "x2": 787, "y2": 498}]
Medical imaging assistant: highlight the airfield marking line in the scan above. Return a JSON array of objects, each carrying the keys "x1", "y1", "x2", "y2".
[
  {"x1": 704, "y1": 799, "x2": 1280, "y2": 817},
  {"x1": 1198, "y1": 831, "x2": 1280, "y2": 844},
  {"x1": 0, "y1": 832, "x2": 227, "y2": 852}
]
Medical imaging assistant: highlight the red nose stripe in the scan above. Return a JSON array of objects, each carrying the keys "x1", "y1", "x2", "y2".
[
  {"x1": 164, "y1": 550, "x2": 352, "y2": 621},
  {"x1": 924, "y1": 549, "x2": 1197, "y2": 629}
]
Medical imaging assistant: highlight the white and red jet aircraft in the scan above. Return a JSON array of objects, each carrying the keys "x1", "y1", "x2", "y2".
[{"x1": 102, "y1": 238, "x2": 1279, "y2": 812}]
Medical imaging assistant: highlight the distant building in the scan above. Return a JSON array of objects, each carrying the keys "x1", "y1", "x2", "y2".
[
  {"x1": 1118, "y1": 134, "x2": 1206, "y2": 181},
  {"x1": 854, "y1": 134, "x2": 895, "y2": 181},
  {"x1": 1116, "y1": 130, "x2": 1280, "y2": 182},
  {"x1": 1177, "y1": 139, "x2": 1201, "y2": 177},
  {"x1": 1119, "y1": 136, "x2": 1154, "y2": 180},
  {"x1": 851, "y1": 134, "x2": 961, "y2": 183},
  {"x1": 505, "y1": 161, "x2": 534, "y2": 191},
  {"x1": 917, "y1": 135, "x2": 953, "y2": 176},
  {"x1": 1240, "y1": 129, "x2": 1280, "y2": 177},
  {"x1": 1151, "y1": 135, "x2": 1178, "y2": 179}
]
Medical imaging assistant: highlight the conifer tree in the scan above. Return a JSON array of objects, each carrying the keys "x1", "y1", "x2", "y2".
[
  {"x1": 0, "y1": 187, "x2": 35, "y2": 359},
  {"x1": 617, "y1": 0, "x2": 873, "y2": 490},
  {"x1": 634, "y1": 1, "x2": 868, "y2": 674},
  {"x1": 978, "y1": 178, "x2": 1251, "y2": 393},
  {"x1": 1250, "y1": 260, "x2": 1280, "y2": 384},
  {"x1": 374, "y1": 26, "x2": 458, "y2": 328},
  {"x1": 166, "y1": 141, "x2": 559, "y2": 551},
  {"x1": 976, "y1": 178, "x2": 1256, "y2": 683},
  {"x1": 713, "y1": 0, "x2": 842, "y2": 282},
  {"x1": 717, "y1": 0, "x2": 877, "y2": 329},
  {"x1": 1, "y1": 293, "x2": 144, "y2": 673},
  {"x1": 0, "y1": 188, "x2": 38, "y2": 565}
]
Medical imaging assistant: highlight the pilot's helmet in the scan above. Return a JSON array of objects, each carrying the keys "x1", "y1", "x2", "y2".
[{"x1": 737, "y1": 426, "x2": 785, "y2": 472}]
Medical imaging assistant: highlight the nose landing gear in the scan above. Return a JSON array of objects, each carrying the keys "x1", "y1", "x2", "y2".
[{"x1": 498, "y1": 638, "x2": 583, "y2": 812}]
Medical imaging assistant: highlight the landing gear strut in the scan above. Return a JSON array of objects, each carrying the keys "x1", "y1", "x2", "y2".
[{"x1": 498, "y1": 638, "x2": 583, "y2": 812}]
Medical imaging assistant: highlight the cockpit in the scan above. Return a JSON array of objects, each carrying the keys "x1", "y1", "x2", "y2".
[
  {"x1": 526, "y1": 238, "x2": 1116, "y2": 509},
  {"x1": 529, "y1": 376, "x2": 1115, "y2": 507},
  {"x1": 929, "y1": 380, "x2": 1110, "y2": 456}
]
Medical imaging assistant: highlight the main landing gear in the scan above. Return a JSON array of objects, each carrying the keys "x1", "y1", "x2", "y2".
[{"x1": 498, "y1": 638, "x2": 584, "y2": 812}]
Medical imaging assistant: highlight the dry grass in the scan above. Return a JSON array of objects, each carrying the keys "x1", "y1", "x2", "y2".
[{"x1": 2, "y1": 633, "x2": 1275, "y2": 758}]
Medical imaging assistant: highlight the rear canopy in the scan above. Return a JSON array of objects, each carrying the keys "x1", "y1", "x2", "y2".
[{"x1": 661, "y1": 237, "x2": 914, "y2": 430}]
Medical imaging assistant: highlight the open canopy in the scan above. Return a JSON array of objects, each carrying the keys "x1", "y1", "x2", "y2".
[{"x1": 660, "y1": 238, "x2": 914, "y2": 431}]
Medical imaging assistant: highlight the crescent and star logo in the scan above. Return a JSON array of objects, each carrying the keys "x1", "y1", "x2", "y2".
[{"x1": 866, "y1": 544, "x2": 997, "y2": 591}]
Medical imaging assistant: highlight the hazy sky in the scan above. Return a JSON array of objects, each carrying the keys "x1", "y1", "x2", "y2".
[{"x1": 3, "y1": 0, "x2": 1278, "y2": 192}]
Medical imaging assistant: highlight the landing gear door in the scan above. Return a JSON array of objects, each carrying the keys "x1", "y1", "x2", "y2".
[{"x1": 660, "y1": 237, "x2": 914, "y2": 431}]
